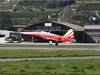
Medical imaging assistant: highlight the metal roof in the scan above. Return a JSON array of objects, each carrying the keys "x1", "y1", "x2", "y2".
[
  {"x1": 84, "y1": 25, "x2": 100, "y2": 29},
  {"x1": 23, "y1": 21, "x2": 84, "y2": 31},
  {"x1": 53, "y1": 21, "x2": 84, "y2": 31}
]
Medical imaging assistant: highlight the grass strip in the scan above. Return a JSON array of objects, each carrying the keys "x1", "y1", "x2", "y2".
[
  {"x1": 0, "y1": 59, "x2": 100, "y2": 75},
  {"x1": 0, "y1": 49, "x2": 100, "y2": 58}
]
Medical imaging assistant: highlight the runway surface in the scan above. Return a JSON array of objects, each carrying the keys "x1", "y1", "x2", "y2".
[
  {"x1": 0, "y1": 47, "x2": 100, "y2": 51},
  {"x1": 0, "y1": 56, "x2": 100, "y2": 62},
  {"x1": 0, "y1": 43, "x2": 100, "y2": 50}
]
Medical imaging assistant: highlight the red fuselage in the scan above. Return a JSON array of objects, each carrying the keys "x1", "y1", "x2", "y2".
[{"x1": 21, "y1": 30, "x2": 74, "y2": 43}]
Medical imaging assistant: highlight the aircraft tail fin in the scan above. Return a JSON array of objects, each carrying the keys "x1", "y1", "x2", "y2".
[{"x1": 63, "y1": 29, "x2": 74, "y2": 39}]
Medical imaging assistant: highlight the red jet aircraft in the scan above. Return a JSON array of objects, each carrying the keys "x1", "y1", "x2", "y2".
[{"x1": 21, "y1": 29, "x2": 75, "y2": 43}]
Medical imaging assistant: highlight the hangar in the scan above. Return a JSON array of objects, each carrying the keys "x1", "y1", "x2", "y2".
[
  {"x1": 9, "y1": 22, "x2": 100, "y2": 43},
  {"x1": 21, "y1": 21, "x2": 84, "y2": 43},
  {"x1": 84, "y1": 25, "x2": 100, "y2": 43}
]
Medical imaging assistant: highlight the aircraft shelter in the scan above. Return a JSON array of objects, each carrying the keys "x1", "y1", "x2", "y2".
[
  {"x1": 84, "y1": 25, "x2": 100, "y2": 43},
  {"x1": 9, "y1": 21, "x2": 100, "y2": 43},
  {"x1": 20, "y1": 21, "x2": 84, "y2": 43}
]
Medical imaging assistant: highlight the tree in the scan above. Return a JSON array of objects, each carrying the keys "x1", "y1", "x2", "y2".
[
  {"x1": 0, "y1": 0, "x2": 4, "y2": 2},
  {"x1": 0, "y1": 11, "x2": 13, "y2": 30}
]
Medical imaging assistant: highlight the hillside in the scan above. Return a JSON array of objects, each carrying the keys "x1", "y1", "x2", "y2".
[{"x1": 0, "y1": 0, "x2": 100, "y2": 30}]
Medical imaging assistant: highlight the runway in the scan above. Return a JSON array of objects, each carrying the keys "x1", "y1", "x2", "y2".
[
  {"x1": 0, "y1": 47, "x2": 100, "y2": 51},
  {"x1": 0, "y1": 56, "x2": 100, "y2": 62},
  {"x1": 0, "y1": 42, "x2": 100, "y2": 50}
]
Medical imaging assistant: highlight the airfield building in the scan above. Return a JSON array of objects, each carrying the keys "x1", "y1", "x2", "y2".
[
  {"x1": 1, "y1": 21, "x2": 100, "y2": 43},
  {"x1": 20, "y1": 21, "x2": 100, "y2": 43},
  {"x1": 84, "y1": 25, "x2": 100, "y2": 43},
  {"x1": 22, "y1": 21, "x2": 84, "y2": 43}
]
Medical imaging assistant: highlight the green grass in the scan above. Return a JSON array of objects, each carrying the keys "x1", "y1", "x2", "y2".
[
  {"x1": 0, "y1": 5, "x2": 13, "y2": 10},
  {"x1": 0, "y1": 60, "x2": 100, "y2": 75},
  {"x1": 12, "y1": 18, "x2": 30, "y2": 24},
  {"x1": 0, "y1": 49, "x2": 100, "y2": 58}
]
